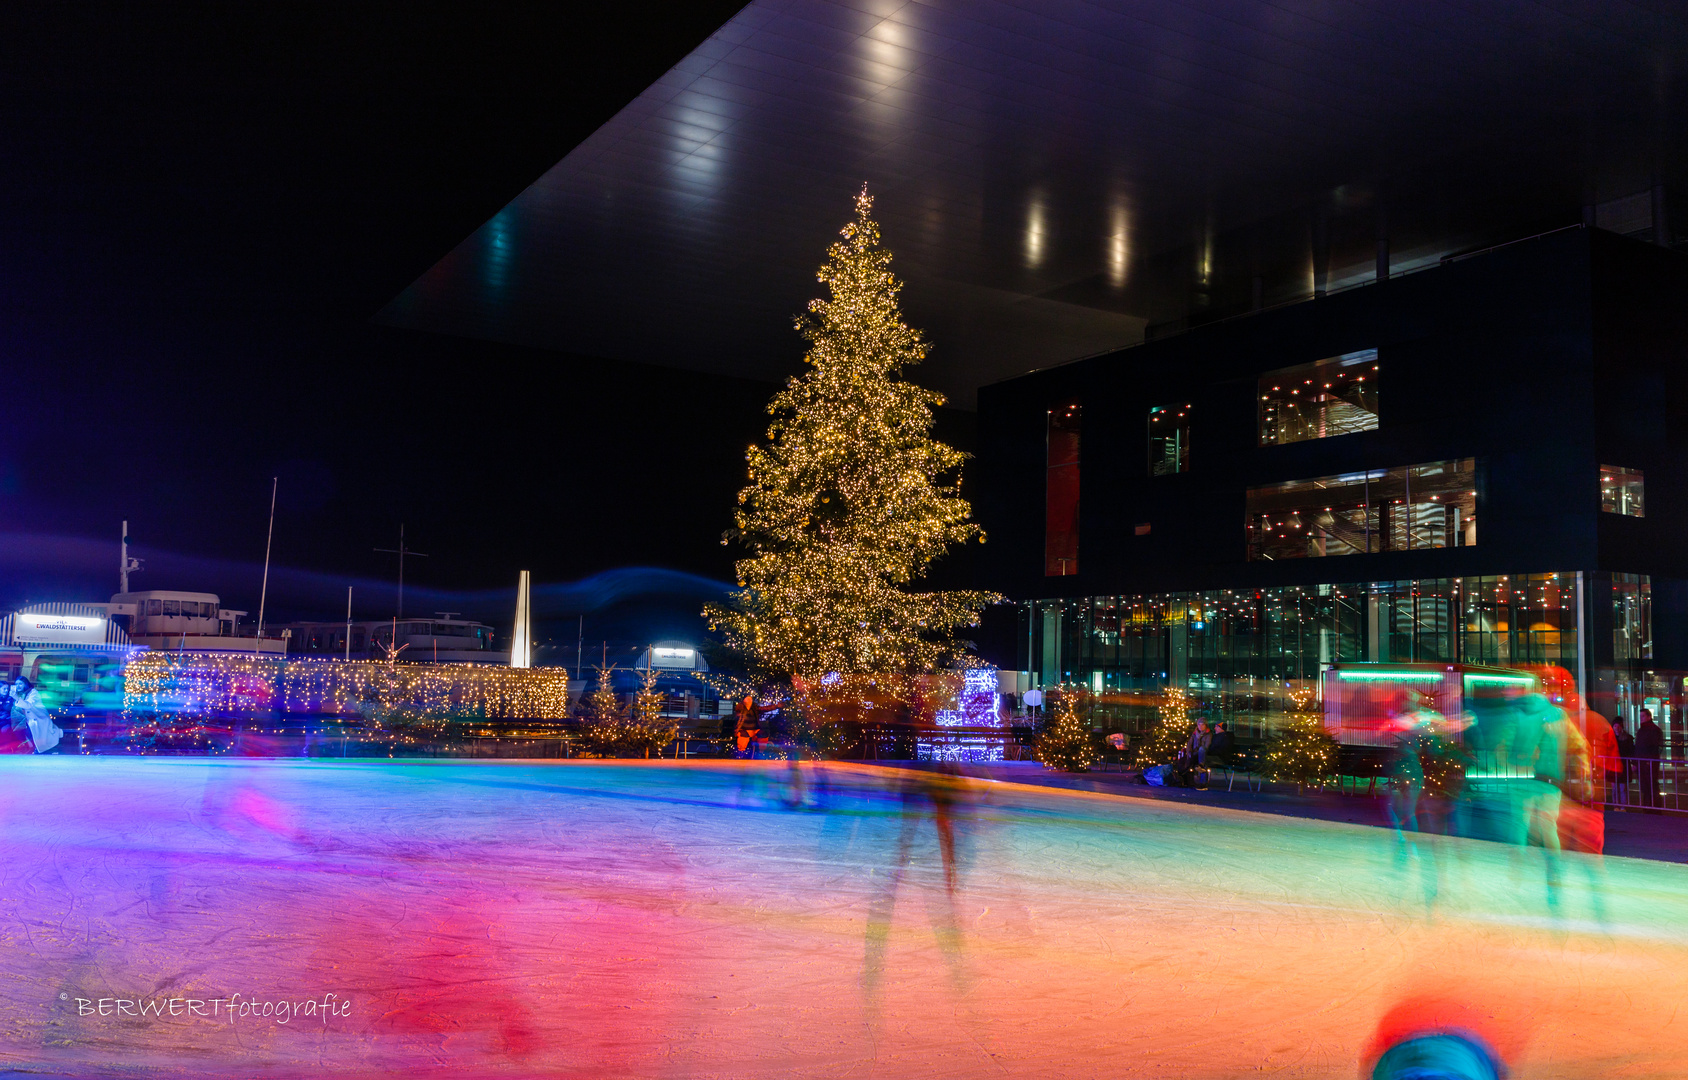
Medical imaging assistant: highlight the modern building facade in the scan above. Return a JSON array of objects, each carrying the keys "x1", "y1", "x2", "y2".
[{"x1": 977, "y1": 228, "x2": 1688, "y2": 753}]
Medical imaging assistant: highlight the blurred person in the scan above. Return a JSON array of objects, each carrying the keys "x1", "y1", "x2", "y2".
[
  {"x1": 1462, "y1": 687, "x2": 1566, "y2": 902},
  {"x1": 1610, "y1": 716, "x2": 1636, "y2": 809},
  {"x1": 1386, "y1": 691, "x2": 1434, "y2": 845},
  {"x1": 862, "y1": 766, "x2": 977, "y2": 1006},
  {"x1": 1531, "y1": 665, "x2": 1611, "y2": 855},
  {"x1": 733, "y1": 694, "x2": 756, "y2": 756},
  {"x1": 1636, "y1": 708, "x2": 1664, "y2": 812},
  {"x1": 1540, "y1": 670, "x2": 1615, "y2": 919},
  {"x1": 0, "y1": 679, "x2": 27, "y2": 754},
  {"x1": 9, "y1": 676, "x2": 61, "y2": 754}
]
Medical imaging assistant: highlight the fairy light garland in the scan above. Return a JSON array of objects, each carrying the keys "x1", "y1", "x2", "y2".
[{"x1": 123, "y1": 653, "x2": 569, "y2": 723}]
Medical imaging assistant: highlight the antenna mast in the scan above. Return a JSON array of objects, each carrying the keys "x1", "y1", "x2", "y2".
[
  {"x1": 120, "y1": 521, "x2": 143, "y2": 593},
  {"x1": 255, "y1": 478, "x2": 277, "y2": 654}
]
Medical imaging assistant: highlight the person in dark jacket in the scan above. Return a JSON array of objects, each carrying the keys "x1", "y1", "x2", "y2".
[
  {"x1": 1610, "y1": 717, "x2": 1636, "y2": 809},
  {"x1": 1207, "y1": 721, "x2": 1234, "y2": 765},
  {"x1": 1635, "y1": 709, "x2": 1664, "y2": 812}
]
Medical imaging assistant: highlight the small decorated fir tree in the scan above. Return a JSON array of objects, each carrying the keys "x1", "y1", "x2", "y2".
[
  {"x1": 705, "y1": 187, "x2": 999, "y2": 681},
  {"x1": 626, "y1": 666, "x2": 679, "y2": 757},
  {"x1": 576, "y1": 666, "x2": 675, "y2": 758},
  {"x1": 1260, "y1": 690, "x2": 1337, "y2": 790},
  {"x1": 580, "y1": 666, "x2": 621, "y2": 726},
  {"x1": 1136, "y1": 686, "x2": 1196, "y2": 767},
  {"x1": 1035, "y1": 687, "x2": 1096, "y2": 772}
]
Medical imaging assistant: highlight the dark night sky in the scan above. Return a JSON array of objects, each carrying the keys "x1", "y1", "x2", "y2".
[{"x1": 0, "y1": 2, "x2": 841, "y2": 651}]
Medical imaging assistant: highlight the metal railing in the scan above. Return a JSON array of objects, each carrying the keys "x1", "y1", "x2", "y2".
[{"x1": 1461, "y1": 750, "x2": 1685, "y2": 814}]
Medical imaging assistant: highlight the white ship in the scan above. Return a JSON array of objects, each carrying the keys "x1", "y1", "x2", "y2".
[
  {"x1": 108, "y1": 590, "x2": 284, "y2": 655},
  {"x1": 284, "y1": 615, "x2": 510, "y2": 665}
]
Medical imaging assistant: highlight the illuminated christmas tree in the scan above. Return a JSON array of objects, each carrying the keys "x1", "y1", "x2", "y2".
[
  {"x1": 575, "y1": 665, "x2": 672, "y2": 758},
  {"x1": 1136, "y1": 687, "x2": 1196, "y2": 767},
  {"x1": 705, "y1": 188, "x2": 999, "y2": 681},
  {"x1": 1034, "y1": 687, "x2": 1096, "y2": 772},
  {"x1": 580, "y1": 666, "x2": 621, "y2": 728},
  {"x1": 626, "y1": 665, "x2": 678, "y2": 756},
  {"x1": 1260, "y1": 689, "x2": 1337, "y2": 791}
]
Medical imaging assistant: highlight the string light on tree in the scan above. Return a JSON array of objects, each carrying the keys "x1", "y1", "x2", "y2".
[
  {"x1": 1260, "y1": 687, "x2": 1337, "y2": 791},
  {"x1": 1034, "y1": 686, "x2": 1096, "y2": 772},
  {"x1": 1138, "y1": 686, "x2": 1195, "y2": 767},
  {"x1": 574, "y1": 666, "x2": 677, "y2": 758},
  {"x1": 705, "y1": 187, "x2": 1000, "y2": 684}
]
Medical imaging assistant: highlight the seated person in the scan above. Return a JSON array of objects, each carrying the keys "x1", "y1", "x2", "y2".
[{"x1": 1207, "y1": 721, "x2": 1234, "y2": 765}]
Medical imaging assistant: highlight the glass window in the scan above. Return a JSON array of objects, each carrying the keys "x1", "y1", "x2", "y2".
[
  {"x1": 1246, "y1": 457, "x2": 1475, "y2": 560},
  {"x1": 1613, "y1": 573, "x2": 1652, "y2": 663},
  {"x1": 1600, "y1": 464, "x2": 1644, "y2": 517},
  {"x1": 162, "y1": 600, "x2": 180, "y2": 617},
  {"x1": 1148, "y1": 403, "x2": 1191, "y2": 475},
  {"x1": 146, "y1": 599, "x2": 162, "y2": 616},
  {"x1": 1045, "y1": 403, "x2": 1081, "y2": 576},
  {"x1": 1259, "y1": 348, "x2": 1379, "y2": 446}
]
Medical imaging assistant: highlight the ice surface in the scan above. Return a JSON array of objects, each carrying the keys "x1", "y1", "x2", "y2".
[{"x1": 0, "y1": 757, "x2": 1683, "y2": 1078}]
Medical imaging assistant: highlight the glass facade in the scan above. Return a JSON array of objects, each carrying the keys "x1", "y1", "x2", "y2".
[
  {"x1": 1022, "y1": 573, "x2": 1577, "y2": 737},
  {"x1": 1259, "y1": 348, "x2": 1379, "y2": 445},
  {"x1": 1045, "y1": 404, "x2": 1081, "y2": 576},
  {"x1": 1246, "y1": 458, "x2": 1476, "y2": 560},
  {"x1": 1147, "y1": 402, "x2": 1191, "y2": 475},
  {"x1": 1613, "y1": 572, "x2": 1652, "y2": 664},
  {"x1": 1600, "y1": 464, "x2": 1644, "y2": 517}
]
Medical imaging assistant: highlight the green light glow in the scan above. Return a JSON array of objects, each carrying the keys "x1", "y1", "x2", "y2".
[
  {"x1": 1462, "y1": 673, "x2": 1535, "y2": 686},
  {"x1": 1336, "y1": 671, "x2": 1444, "y2": 682}
]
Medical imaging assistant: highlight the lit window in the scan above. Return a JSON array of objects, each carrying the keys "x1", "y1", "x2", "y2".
[
  {"x1": 1599, "y1": 465, "x2": 1644, "y2": 517},
  {"x1": 1148, "y1": 403, "x2": 1191, "y2": 475},
  {"x1": 1246, "y1": 458, "x2": 1476, "y2": 560},
  {"x1": 1045, "y1": 404, "x2": 1080, "y2": 576},
  {"x1": 1259, "y1": 349, "x2": 1379, "y2": 446}
]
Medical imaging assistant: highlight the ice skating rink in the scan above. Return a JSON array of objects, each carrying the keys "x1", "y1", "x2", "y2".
[{"x1": 0, "y1": 757, "x2": 1684, "y2": 1079}]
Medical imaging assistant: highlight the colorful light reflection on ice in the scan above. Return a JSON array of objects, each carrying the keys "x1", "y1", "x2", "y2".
[{"x1": 3, "y1": 755, "x2": 1685, "y2": 1077}]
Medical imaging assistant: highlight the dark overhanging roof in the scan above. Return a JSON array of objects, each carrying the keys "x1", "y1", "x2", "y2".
[{"x1": 379, "y1": 0, "x2": 1688, "y2": 408}]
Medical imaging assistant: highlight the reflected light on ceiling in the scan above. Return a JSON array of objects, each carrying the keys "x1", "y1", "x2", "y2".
[
  {"x1": 1107, "y1": 204, "x2": 1130, "y2": 289},
  {"x1": 1025, "y1": 194, "x2": 1047, "y2": 269}
]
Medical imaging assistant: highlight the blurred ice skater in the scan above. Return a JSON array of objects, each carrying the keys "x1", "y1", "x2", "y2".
[
  {"x1": 862, "y1": 766, "x2": 976, "y2": 1006},
  {"x1": 8, "y1": 677, "x2": 62, "y2": 754}
]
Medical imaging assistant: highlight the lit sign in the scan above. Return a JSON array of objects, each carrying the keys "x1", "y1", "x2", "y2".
[
  {"x1": 649, "y1": 646, "x2": 696, "y2": 669},
  {"x1": 1337, "y1": 670, "x2": 1443, "y2": 682},
  {"x1": 1463, "y1": 673, "x2": 1535, "y2": 686},
  {"x1": 14, "y1": 613, "x2": 106, "y2": 645}
]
